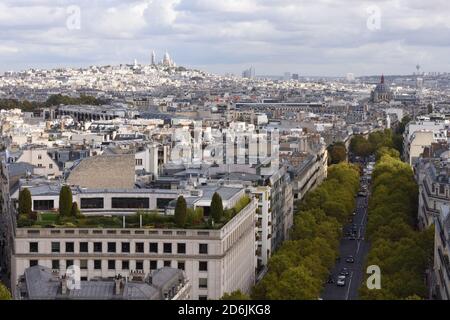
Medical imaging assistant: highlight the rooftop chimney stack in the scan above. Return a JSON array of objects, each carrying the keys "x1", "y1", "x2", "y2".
[{"x1": 61, "y1": 275, "x2": 68, "y2": 295}]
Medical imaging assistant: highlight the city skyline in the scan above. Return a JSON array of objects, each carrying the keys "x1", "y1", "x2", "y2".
[{"x1": 1, "y1": 1, "x2": 450, "y2": 76}]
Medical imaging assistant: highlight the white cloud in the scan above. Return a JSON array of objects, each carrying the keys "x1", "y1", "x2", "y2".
[{"x1": 0, "y1": 0, "x2": 449, "y2": 75}]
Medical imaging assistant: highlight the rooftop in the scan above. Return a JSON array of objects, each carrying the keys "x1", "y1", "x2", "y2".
[{"x1": 18, "y1": 265, "x2": 187, "y2": 300}]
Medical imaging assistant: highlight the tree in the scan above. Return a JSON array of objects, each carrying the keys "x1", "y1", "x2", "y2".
[
  {"x1": 221, "y1": 290, "x2": 250, "y2": 300},
  {"x1": 71, "y1": 202, "x2": 80, "y2": 217},
  {"x1": 328, "y1": 142, "x2": 347, "y2": 165},
  {"x1": 59, "y1": 186, "x2": 73, "y2": 216},
  {"x1": 210, "y1": 192, "x2": 224, "y2": 222},
  {"x1": 174, "y1": 196, "x2": 187, "y2": 227},
  {"x1": 18, "y1": 188, "x2": 32, "y2": 215},
  {"x1": 0, "y1": 282, "x2": 12, "y2": 300}
]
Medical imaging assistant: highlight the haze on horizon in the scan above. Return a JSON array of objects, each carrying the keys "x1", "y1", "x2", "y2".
[{"x1": 1, "y1": 0, "x2": 449, "y2": 77}]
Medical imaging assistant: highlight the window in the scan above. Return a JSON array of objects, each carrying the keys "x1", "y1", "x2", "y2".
[
  {"x1": 199, "y1": 278, "x2": 208, "y2": 289},
  {"x1": 149, "y1": 243, "x2": 158, "y2": 253},
  {"x1": 157, "y1": 198, "x2": 175, "y2": 209},
  {"x1": 107, "y1": 242, "x2": 116, "y2": 253},
  {"x1": 29, "y1": 242, "x2": 39, "y2": 253},
  {"x1": 80, "y1": 198, "x2": 104, "y2": 209},
  {"x1": 178, "y1": 261, "x2": 185, "y2": 271},
  {"x1": 136, "y1": 261, "x2": 144, "y2": 270},
  {"x1": 94, "y1": 242, "x2": 103, "y2": 253},
  {"x1": 150, "y1": 260, "x2": 157, "y2": 270},
  {"x1": 94, "y1": 260, "x2": 102, "y2": 270},
  {"x1": 135, "y1": 242, "x2": 144, "y2": 253},
  {"x1": 108, "y1": 260, "x2": 115, "y2": 270},
  {"x1": 177, "y1": 243, "x2": 186, "y2": 254},
  {"x1": 33, "y1": 200, "x2": 54, "y2": 211},
  {"x1": 30, "y1": 260, "x2": 38, "y2": 267},
  {"x1": 121, "y1": 242, "x2": 130, "y2": 253},
  {"x1": 164, "y1": 260, "x2": 171, "y2": 267},
  {"x1": 163, "y1": 243, "x2": 172, "y2": 254},
  {"x1": 199, "y1": 243, "x2": 208, "y2": 254},
  {"x1": 52, "y1": 260, "x2": 60, "y2": 270},
  {"x1": 66, "y1": 260, "x2": 74, "y2": 268},
  {"x1": 49, "y1": 164, "x2": 53, "y2": 169},
  {"x1": 80, "y1": 260, "x2": 88, "y2": 270},
  {"x1": 51, "y1": 242, "x2": 60, "y2": 253},
  {"x1": 136, "y1": 159, "x2": 143, "y2": 166},
  {"x1": 111, "y1": 198, "x2": 149, "y2": 209},
  {"x1": 199, "y1": 296, "x2": 208, "y2": 300},
  {"x1": 199, "y1": 261, "x2": 208, "y2": 272},
  {"x1": 65, "y1": 242, "x2": 74, "y2": 253},
  {"x1": 80, "y1": 242, "x2": 89, "y2": 253},
  {"x1": 122, "y1": 260, "x2": 129, "y2": 270}
]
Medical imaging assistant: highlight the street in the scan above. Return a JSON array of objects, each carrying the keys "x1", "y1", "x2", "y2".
[{"x1": 321, "y1": 168, "x2": 371, "y2": 300}]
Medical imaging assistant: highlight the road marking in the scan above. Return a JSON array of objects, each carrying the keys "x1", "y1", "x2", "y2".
[{"x1": 345, "y1": 271, "x2": 353, "y2": 300}]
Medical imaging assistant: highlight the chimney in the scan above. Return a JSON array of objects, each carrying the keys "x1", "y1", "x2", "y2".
[
  {"x1": 61, "y1": 275, "x2": 68, "y2": 295},
  {"x1": 114, "y1": 275, "x2": 124, "y2": 295}
]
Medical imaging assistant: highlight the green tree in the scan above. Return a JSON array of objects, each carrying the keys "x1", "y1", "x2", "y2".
[
  {"x1": 221, "y1": 290, "x2": 250, "y2": 300},
  {"x1": 71, "y1": 202, "x2": 80, "y2": 217},
  {"x1": 328, "y1": 142, "x2": 347, "y2": 164},
  {"x1": 210, "y1": 192, "x2": 224, "y2": 222},
  {"x1": 267, "y1": 265, "x2": 322, "y2": 300},
  {"x1": 59, "y1": 186, "x2": 73, "y2": 216},
  {"x1": 0, "y1": 282, "x2": 12, "y2": 300},
  {"x1": 18, "y1": 188, "x2": 32, "y2": 215},
  {"x1": 174, "y1": 196, "x2": 187, "y2": 227}
]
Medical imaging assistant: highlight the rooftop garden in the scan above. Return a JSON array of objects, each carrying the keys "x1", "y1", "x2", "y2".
[{"x1": 17, "y1": 187, "x2": 252, "y2": 230}]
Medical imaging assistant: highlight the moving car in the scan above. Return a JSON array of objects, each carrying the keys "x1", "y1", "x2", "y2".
[
  {"x1": 340, "y1": 268, "x2": 350, "y2": 276},
  {"x1": 337, "y1": 276, "x2": 346, "y2": 287},
  {"x1": 346, "y1": 256, "x2": 355, "y2": 263}
]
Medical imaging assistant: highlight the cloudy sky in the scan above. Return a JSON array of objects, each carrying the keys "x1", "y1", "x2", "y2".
[{"x1": 1, "y1": 0, "x2": 449, "y2": 76}]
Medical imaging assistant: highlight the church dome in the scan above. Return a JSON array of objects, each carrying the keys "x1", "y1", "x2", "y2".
[{"x1": 374, "y1": 75, "x2": 390, "y2": 93}]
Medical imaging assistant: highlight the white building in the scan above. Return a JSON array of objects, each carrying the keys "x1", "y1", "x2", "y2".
[
  {"x1": 403, "y1": 120, "x2": 448, "y2": 166},
  {"x1": 16, "y1": 148, "x2": 61, "y2": 178},
  {"x1": 11, "y1": 198, "x2": 257, "y2": 300}
]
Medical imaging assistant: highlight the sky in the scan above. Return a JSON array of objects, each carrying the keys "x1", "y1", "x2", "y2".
[{"x1": 1, "y1": 0, "x2": 450, "y2": 76}]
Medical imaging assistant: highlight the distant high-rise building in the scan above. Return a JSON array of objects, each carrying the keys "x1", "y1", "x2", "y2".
[
  {"x1": 292, "y1": 74, "x2": 299, "y2": 80},
  {"x1": 346, "y1": 73, "x2": 355, "y2": 82},
  {"x1": 242, "y1": 67, "x2": 255, "y2": 79},
  {"x1": 283, "y1": 72, "x2": 291, "y2": 81}
]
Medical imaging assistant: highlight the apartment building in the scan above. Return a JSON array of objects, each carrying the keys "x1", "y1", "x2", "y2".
[
  {"x1": 11, "y1": 197, "x2": 257, "y2": 300},
  {"x1": 416, "y1": 157, "x2": 450, "y2": 229},
  {"x1": 433, "y1": 204, "x2": 450, "y2": 300},
  {"x1": 16, "y1": 148, "x2": 62, "y2": 178},
  {"x1": 403, "y1": 119, "x2": 448, "y2": 166}
]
